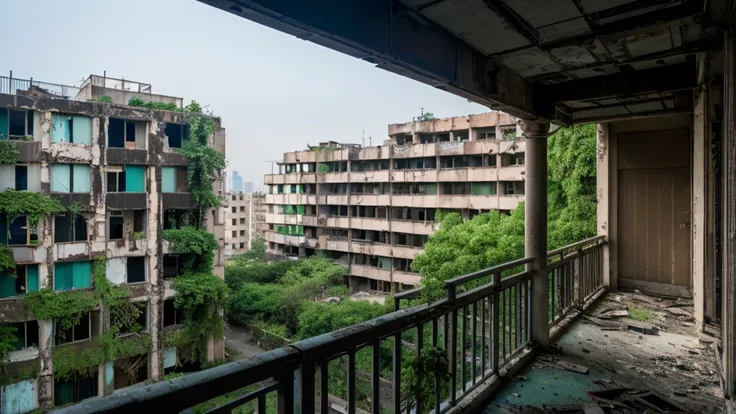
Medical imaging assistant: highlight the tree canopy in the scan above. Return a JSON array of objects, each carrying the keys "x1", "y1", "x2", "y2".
[{"x1": 413, "y1": 124, "x2": 597, "y2": 299}]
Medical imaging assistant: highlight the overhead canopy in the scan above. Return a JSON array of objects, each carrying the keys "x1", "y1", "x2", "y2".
[{"x1": 199, "y1": 0, "x2": 734, "y2": 124}]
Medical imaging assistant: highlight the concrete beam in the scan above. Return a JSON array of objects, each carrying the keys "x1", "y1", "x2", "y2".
[
  {"x1": 198, "y1": 0, "x2": 536, "y2": 117},
  {"x1": 535, "y1": 63, "x2": 697, "y2": 119}
]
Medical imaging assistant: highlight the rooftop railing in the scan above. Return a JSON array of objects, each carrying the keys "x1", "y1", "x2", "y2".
[
  {"x1": 0, "y1": 73, "x2": 81, "y2": 100},
  {"x1": 56, "y1": 237, "x2": 606, "y2": 414}
]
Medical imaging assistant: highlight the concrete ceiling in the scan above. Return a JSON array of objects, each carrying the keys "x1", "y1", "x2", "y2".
[{"x1": 199, "y1": 0, "x2": 732, "y2": 124}]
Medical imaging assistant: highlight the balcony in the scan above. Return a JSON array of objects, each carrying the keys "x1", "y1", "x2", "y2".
[{"x1": 59, "y1": 238, "x2": 627, "y2": 414}]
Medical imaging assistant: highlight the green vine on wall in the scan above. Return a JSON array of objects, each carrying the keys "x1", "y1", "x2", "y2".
[
  {"x1": 53, "y1": 332, "x2": 150, "y2": 380},
  {"x1": 0, "y1": 141, "x2": 20, "y2": 164},
  {"x1": 0, "y1": 190, "x2": 65, "y2": 228},
  {"x1": 178, "y1": 104, "x2": 226, "y2": 229},
  {"x1": 0, "y1": 246, "x2": 16, "y2": 275},
  {"x1": 23, "y1": 289, "x2": 98, "y2": 331},
  {"x1": 163, "y1": 227, "x2": 227, "y2": 361},
  {"x1": 24, "y1": 257, "x2": 148, "y2": 379}
]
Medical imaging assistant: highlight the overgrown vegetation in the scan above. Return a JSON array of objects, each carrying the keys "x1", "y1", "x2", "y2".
[
  {"x1": 418, "y1": 112, "x2": 437, "y2": 121},
  {"x1": 413, "y1": 124, "x2": 597, "y2": 300},
  {"x1": 160, "y1": 101, "x2": 228, "y2": 363},
  {"x1": 0, "y1": 141, "x2": 20, "y2": 164},
  {"x1": 128, "y1": 97, "x2": 182, "y2": 112},
  {"x1": 0, "y1": 246, "x2": 15, "y2": 275},
  {"x1": 177, "y1": 102, "x2": 226, "y2": 228},
  {"x1": 233, "y1": 238, "x2": 266, "y2": 263},
  {"x1": 0, "y1": 190, "x2": 65, "y2": 228}
]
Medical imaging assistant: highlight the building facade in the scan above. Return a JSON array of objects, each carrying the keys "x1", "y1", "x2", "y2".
[
  {"x1": 0, "y1": 73, "x2": 226, "y2": 412},
  {"x1": 225, "y1": 192, "x2": 267, "y2": 258},
  {"x1": 263, "y1": 112, "x2": 525, "y2": 292},
  {"x1": 231, "y1": 171, "x2": 243, "y2": 193}
]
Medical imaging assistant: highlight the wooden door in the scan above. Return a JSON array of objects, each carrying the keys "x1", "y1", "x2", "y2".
[{"x1": 618, "y1": 129, "x2": 691, "y2": 289}]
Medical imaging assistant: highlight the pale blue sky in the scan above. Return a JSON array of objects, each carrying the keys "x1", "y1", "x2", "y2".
[{"x1": 1, "y1": 0, "x2": 487, "y2": 189}]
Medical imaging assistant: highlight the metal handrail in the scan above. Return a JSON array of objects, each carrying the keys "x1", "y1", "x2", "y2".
[
  {"x1": 444, "y1": 257, "x2": 533, "y2": 287},
  {"x1": 546, "y1": 235, "x2": 605, "y2": 257}
]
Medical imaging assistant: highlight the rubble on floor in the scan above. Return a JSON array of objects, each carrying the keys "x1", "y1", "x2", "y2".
[{"x1": 485, "y1": 291, "x2": 725, "y2": 414}]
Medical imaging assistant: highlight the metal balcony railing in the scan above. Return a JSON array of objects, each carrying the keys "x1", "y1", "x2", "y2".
[{"x1": 56, "y1": 238, "x2": 606, "y2": 414}]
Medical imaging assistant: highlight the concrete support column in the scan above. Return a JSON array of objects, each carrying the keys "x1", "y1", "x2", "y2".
[
  {"x1": 449, "y1": 131, "x2": 456, "y2": 142},
  {"x1": 596, "y1": 123, "x2": 616, "y2": 291},
  {"x1": 412, "y1": 132, "x2": 420, "y2": 144},
  {"x1": 693, "y1": 52, "x2": 710, "y2": 333},
  {"x1": 723, "y1": 28, "x2": 736, "y2": 406},
  {"x1": 519, "y1": 118, "x2": 550, "y2": 349}
]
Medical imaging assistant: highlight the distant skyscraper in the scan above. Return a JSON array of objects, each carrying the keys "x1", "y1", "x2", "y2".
[
  {"x1": 244, "y1": 181, "x2": 255, "y2": 194},
  {"x1": 231, "y1": 171, "x2": 244, "y2": 192}
]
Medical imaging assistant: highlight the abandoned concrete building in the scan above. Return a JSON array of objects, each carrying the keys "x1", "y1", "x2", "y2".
[
  {"x1": 55, "y1": 0, "x2": 736, "y2": 413},
  {"x1": 225, "y1": 192, "x2": 266, "y2": 258},
  {"x1": 264, "y1": 112, "x2": 525, "y2": 291},
  {"x1": 0, "y1": 73, "x2": 226, "y2": 412}
]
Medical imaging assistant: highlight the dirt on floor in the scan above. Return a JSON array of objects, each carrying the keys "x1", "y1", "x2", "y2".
[{"x1": 489, "y1": 290, "x2": 725, "y2": 414}]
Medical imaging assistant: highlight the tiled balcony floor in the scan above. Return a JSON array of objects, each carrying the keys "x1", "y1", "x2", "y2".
[{"x1": 483, "y1": 292, "x2": 725, "y2": 414}]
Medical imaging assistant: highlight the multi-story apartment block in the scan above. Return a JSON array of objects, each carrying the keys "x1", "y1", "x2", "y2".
[
  {"x1": 0, "y1": 73, "x2": 225, "y2": 412},
  {"x1": 264, "y1": 112, "x2": 525, "y2": 292},
  {"x1": 225, "y1": 192, "x2": 267, "y2": 258}
]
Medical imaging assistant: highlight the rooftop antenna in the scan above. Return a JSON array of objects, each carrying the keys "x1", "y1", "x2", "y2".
[
  {"x1": 362, "y1": 130, "x2": 365, "y2": 147},
  {"x1": 369, "y1": 137, "x2": 372, "y2": 146},
  {"x1": 420, "y1": 107, "x2": 425, "y2": 117}
]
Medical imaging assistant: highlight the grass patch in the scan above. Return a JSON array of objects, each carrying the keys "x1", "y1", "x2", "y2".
[{"x1": 628, "y1": 307, "x2": 652, "y2": 322}]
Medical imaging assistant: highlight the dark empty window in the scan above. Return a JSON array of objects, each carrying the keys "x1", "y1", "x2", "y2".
[
  {"x1": 107, "y1": 169, "x2": 126, "y2": 192},
  {"x1": 117, "y1": 302, "x2": 147, "y2": 335},
  {"x1": 9, "y1": 110, "x2": 27, "y2": 137},
  {"x1": 126, "y1": 122, "x2": 136, "y2": 142},
  {"x1": 163, "y1": 255, "x2": 183, "y2": 279},
  {"x1": 10, "y1": 320, "x2": 39, "y2": 350},
  {"x1": 163, "y1": 299, "x2": 182, "y2": 326},
  {"x1": 9, "y1": 216, "x2": 28, "y2": 245},
  {"x1": 109, "y1": 212, "x2": 123, "y2": 240},
  {"x1": 127, "y1": 257, "x2": 145, "y2": 283},
  {"x1": 14, "y1": 165, "x2": 27, "y2": 190},
  {"x1": 133, "y1": 210, "x2": 145, "y2": 233},
  {"x1": 165, "y1": 123, "x2": 189, "y2": 148},
  {"x1": 239, "y1": 242, "x2": 244, "y2": 249},
  {"x1": 108, "y1": 117, "x2": 125, "y2": 148},
  {"x1": 54, "y1": 213, "x2": 87, "y2": 243},
  {"x1": 56, "y1": 312, "x2": 90, "y2": 345},
  {"x1": 54, "y1": 373, "x2": 98, "y2": 406},
  {"x1": 231, "y1": 207, "x2": 236, "y2": 213}
]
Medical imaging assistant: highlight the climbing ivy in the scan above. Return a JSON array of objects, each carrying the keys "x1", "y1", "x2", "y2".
[
  {"x1": 173, "y1": 273, "x2": 227, "y2": 361},
  {"x1": 0, "y1": 246, "x2": 16, "y2": 275},
  {"x1": 0, "y1": 141, "x2": 20, "y2": 164},
  {"x1": 163, "y1": 227, "x2": 218, "y2": 272},
  {"x1": 53, "y1": 332, "x2": 150, "y2": 380},
  {"x1": 88, "y1": 95, "x2": 112, "y2": 103},
  {"x1": 317, "y1": 163, "x2": 329, "y2": 174},
  {"x1": 0, "y1": 325, "x2": 18, "y2": 383},
  {"x1": 25, "y1": 257, "x2": 148, "y2": 379},
  {"x1": 24, "y1": 289, "x2": 98, "y2": 331},
  {"x1": 0, "y1": 190, "x2": 65, "y2": 228},
  {"x1": 177, "y1": 104, "x2": 226, "y2": 229}
]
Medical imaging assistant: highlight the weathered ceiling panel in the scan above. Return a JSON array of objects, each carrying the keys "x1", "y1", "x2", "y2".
[
  {"x1": 504, "y1": 0, "x2": 581, "y2": 27},
  {"x1": 578, "y1": 0, "x2": 637, "y2": 14},
  {"x1": 548, "y1": 45, "x2": 599, "y2": 67},
  {"x1": 596, "y1": 2, "x2": 683, "y2": 25},
  {"x1": 572, "y1": 105, "x2": 630, "y2": 120},
  {"x1": 625, "y1": 30, "x2": 675, "y2": 56},
  {"x1": 626, "y1": 101, "x2": 666, "y2": 112},
  {"x1": 567, "y1": 65, "x2": 620, "y2": 79},
  {"x1": 537, "y1": 17, "x2": 592, "y2": 43},
  {"x1": 422, "y1": 0, "x2": 531, "y2": 55},
  {"x1": 627, "y1": 54, "x2": 686, "y2": 71},
  {"x1": 499, "y1": 47, "x2": 564, "y2": 77}
]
